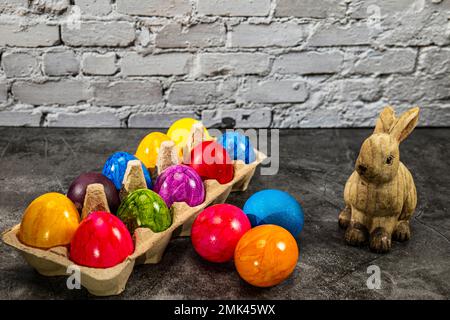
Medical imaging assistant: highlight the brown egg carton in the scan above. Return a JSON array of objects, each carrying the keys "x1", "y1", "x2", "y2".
[{"x1": 2, "y1": 147, "x2": 266, "y2": 296}]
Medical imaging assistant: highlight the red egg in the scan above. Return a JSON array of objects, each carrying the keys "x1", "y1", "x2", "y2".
[
  {"x1": 188, "y1": 141, "x2": 234, "y2": 184},
  {"x1": 191, "y1": 204, "x2": 251, "y2": 263},
  {"x1": 70, "y1": 211, "x2": 134, "y2": 268}
]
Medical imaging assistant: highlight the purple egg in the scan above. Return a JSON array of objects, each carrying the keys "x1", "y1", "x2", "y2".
[
  {"x1": 67, "y1": 172, "x2": 120, "y2": 214},
  {"x1": 154, "y1": 165, "x2": 205, "y2": 208}
]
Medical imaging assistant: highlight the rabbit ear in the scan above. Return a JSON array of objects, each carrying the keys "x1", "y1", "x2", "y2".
[
  {"x1": 374, "y1": 106, "x2": 397, "y2": 134},
  {"x1": 390, "y1": 107, "x2": 420, "y2": 143}
]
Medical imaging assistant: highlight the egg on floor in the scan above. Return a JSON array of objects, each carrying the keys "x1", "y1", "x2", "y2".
[
  {"x1": 243, "y1": 189, "x2": 305, "y2": 237},
  {"x1": 234, "y1": 224, "x2": 299, "y2": 287}
]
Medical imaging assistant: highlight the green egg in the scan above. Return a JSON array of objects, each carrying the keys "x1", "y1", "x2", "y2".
[{"x1": 117, "y1": 189, "x2": 172, "y2": 233}]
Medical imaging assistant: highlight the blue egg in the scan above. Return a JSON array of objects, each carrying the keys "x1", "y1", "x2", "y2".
[
  {"x1": 217, "y1": 131, "x2": 256, "y2": 164},
  {"x1": 243, "y1": 189, "x2": 304, "y2": 237},
  {"x1": 102, "y1": 152, "x2": 152, "y2": 190}
]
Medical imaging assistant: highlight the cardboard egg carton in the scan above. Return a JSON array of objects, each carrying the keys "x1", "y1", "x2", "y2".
[{"x1": 2, "y1": 126, "x2": 266, "y2": 296}]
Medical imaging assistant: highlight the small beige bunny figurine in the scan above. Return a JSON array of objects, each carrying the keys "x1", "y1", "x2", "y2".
[{"x1": 339, "y1": 106, "x2": 419, "y2": 253}]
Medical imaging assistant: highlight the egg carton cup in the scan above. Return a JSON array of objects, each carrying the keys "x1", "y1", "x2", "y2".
[{"x1": 2, "y1": 150, "x2": 266, "y2": 296}]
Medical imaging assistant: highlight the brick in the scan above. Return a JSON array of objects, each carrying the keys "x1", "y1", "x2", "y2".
[
  {"x1": 61, "y1": 22, "x2": 135, "y2": 47},
  {"x1": 155, "y1": 23, "x2": 225, "y2": 48},
  {"x1": 31, "y1": 0, "x2": 70, "y2": 13},
  {"x1": 419, "y1": 105, "x2": 450, "y2": 127},
  {"x1": 168, "y1": 80, "x2": 237, "y2": 105},
  {"x1": 1, "y1": 52, "x2": 38, "y2": 77},
  {"x1": 0, "y1": 111, "x2": 41, "y2": 126},
  {"x1": 240, "y1": 79, "x2": 309, "y2": 103},
  {"x1": 379, "y1": 16, "x2": 450, "y2": 46},
  {"x1": 308, "y1": 24, "x2": 372, "y2": 46},
  {"x1": 82, "y1": 52, "x2": 117, "y2": 75},
  {"x1": 198, "y1": 0, "x2": 271, "y2": 17},
  {"x1": 332, "y1": 79, "x2": 382, "y2": 103},
  {"x1": 128, "y1": 112, "x2": 197, "y2": 128},
  {"x1": 231, "y1": 22, "x2": 306, "y2": 48},
  {"x1": 273, "y1": 51, "x2": 343, "y2": 75},
  {"x1": 46, "y1": 111, "x2": 121, "y2": 127},
  {"x1": 43, "y1": 50, "x2": 80, "y2": 76},
  {"x1": 116, "y1": 0, "x2": 191, "y2": 17},
  {"x1": 92, "y1": 81, "x2": 162, "y2": 106},
  {"x1": 121, "y1": 52, "x2": 192, "y2": 76},
  {"x1": 202, "y1": 108, "x2": 272, "y2": 128},
  {"x1": 0, "y1": 81, "x2": 8, "y2": 102},
  {"x1": 419, "y1": 47, "x2": 450, "y2": 77},
  {"x1": 385, "y1": 75, "x2": 450, "y2": 102},
  {"x1": 196, "y1": 53, "x2": 271, "y2": 77},
  {"x1": 0, "y1": 23, "x2": 59, "y2": 47},
  {"x1": 349, "y1": 0, "x2": 426, "y2": 19},
  {"x1": 354, "y1": 1, "x2": 450, "y2": 46},
  {"x1": 0, "y1": 0, "x2": 28, "y2": 9},
  {"x1": 12, "y1": 80, "x2": 89, "y2": 105},
  {"x1": 276, "y1": 0, "x2": 346, "y2": 18},
  {"x1": 350, "y1": 49, "x2": 417, "y2": 75},
  {"x1": 74, "y1": 0, "x2": 111, "y2": 16}
]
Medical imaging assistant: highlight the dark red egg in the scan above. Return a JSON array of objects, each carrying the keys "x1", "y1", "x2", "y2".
[
  {"x1": 191, "y1": 204, "x2": 251, "y2": 263},
  {"x1": 67, "y1": 172, "x2": 120, "y2": 214},
  {"x1": 70, "y1": 211, "x2": 134, "y2": 268},
  {"x1": 188, "y1": 141, "x2": 234, "y2": 184}
]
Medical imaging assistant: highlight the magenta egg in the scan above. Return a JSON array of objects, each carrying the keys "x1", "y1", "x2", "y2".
[{"x1": 153, "y1": 165, "x2": 205, "y2": 208}]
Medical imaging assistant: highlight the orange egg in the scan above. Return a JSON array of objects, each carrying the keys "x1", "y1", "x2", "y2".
[
  {"x1": 19, "y1": 193, "x2": 80, "y2": 249},
  {"x1": 135, "y1": 132, "x2": 173, "y2": 171},
  {"x1": 234, "y1": 225, "x2": 299, "y2": 287}
]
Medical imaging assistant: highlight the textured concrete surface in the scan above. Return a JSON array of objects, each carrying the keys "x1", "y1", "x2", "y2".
[
  {"x1": 0, "y1": 127, "x2": 449, "y2": 299},
  {"x1": 1, "y1": 1, "x2": 450, "y2": 128}
]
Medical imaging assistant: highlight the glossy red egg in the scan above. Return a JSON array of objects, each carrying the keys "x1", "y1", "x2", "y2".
[
  {"x1": 191, "y1": 204, "x2": 251, "y2": 263},
  {"x1": 70, "y1": 211, "x2": 134, "y2": 268},
  {"x1": 188, "y1": 141, "x2": 234, "y2": 184}
]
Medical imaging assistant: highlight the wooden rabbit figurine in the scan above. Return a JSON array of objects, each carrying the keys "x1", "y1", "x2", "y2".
[{"x1": 339, "y1": 106, "x2": 419, "y2": 253}]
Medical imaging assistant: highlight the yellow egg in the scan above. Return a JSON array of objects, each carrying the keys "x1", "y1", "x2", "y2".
[
  {"x1": 135, "y1": 132, "x2": 172, "y2": 171},
  {"x1": 166, "y1": 118, "x2": 212, "y2": 155},
  {"x1": 19, "y1": 193, "x2": 80, "y2": 249}
]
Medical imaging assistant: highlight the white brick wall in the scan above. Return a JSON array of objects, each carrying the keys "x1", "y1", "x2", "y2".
[{"x1": 0, "y1": 0, "x2": 449, "y2": 128}]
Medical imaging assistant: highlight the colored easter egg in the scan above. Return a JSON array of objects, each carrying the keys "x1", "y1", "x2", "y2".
[
  {"x1": 153, "y1": 164, "x2": 205, "y2": 208},
  {"x1": 117, "y1": 189, "x2": 172, "y2": 233},
  {"x1": 191, "y1": 204, "x2": 251, "y2": 263},
  {"x1": 188, "y1": 141, "x2": 234, "y2": 184},
  {"x1": 102, "y1": 152, "x2": 152, "y2": 190},
  {"x1": 135, "y1": 132, "x2": 173, "y2": 172},
  {"x1": 217, "y1": 131, "x2": 256, "y2": 164},
  {"x1": 243, "y1": 189, "x2": 304, "y2": 237},
  {"x1": 67, "y1": 172, "x2": 120, "y2": 214},
  {"x1": 70, "y1": 211, "x2": 134, "y2": 268},
  {"x1": 19, "y1": 193, "x2": 80, "y2": 249},
  {"x1": 234, "y1": 224, "x2": 299, "y2": 287},
  {"x1": 167, "y1": 118, "x2": 212, "y2": 155}
]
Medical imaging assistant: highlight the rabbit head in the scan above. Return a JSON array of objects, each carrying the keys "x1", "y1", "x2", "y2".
[{"x1": 355, "y1": 106, "x2": 420, "y2": 184}]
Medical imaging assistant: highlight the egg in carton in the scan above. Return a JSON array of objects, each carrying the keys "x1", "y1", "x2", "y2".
[{"x1": 2, "y1": 124, "x2": 266, "y2": 296}]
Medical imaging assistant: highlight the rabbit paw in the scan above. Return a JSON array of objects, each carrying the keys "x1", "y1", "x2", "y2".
[
  {"x1": 370, "y1": 228, "x2": 392, "y2": 253},
  {"x1": 338, "y1": 207, "x2": 351, "y2": 229},
  {"x1": 393, "y1": 221, "x2": 411, "y2": 242},
  {"x1": 345, "y1": 223, "x2": 368, "y2": 246}
]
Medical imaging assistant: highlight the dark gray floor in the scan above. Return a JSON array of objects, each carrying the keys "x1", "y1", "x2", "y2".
[{"x1": 0, "y1": 127, "x2": 449, "y2": 300}]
